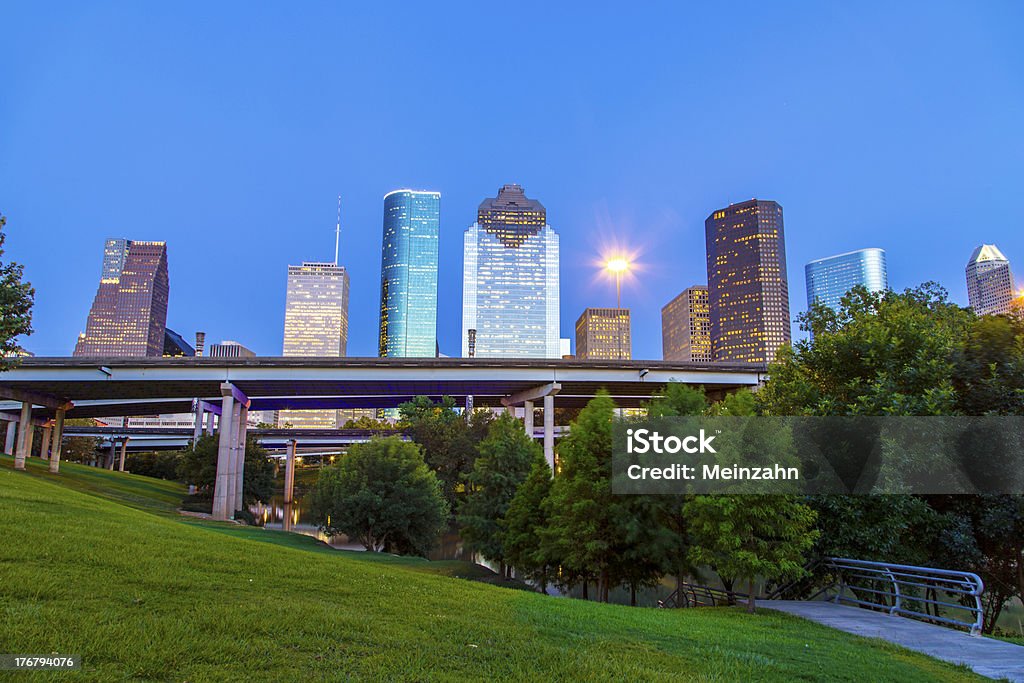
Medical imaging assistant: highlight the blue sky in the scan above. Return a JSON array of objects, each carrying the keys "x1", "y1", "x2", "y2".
[{"x1": 2, "y1": 2, "x2": 1022, "y2": 360}]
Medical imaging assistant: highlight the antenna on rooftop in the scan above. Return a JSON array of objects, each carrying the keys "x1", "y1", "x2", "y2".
[{"x1": 334, "y1": 194, "x2": 342, "y2": 265}]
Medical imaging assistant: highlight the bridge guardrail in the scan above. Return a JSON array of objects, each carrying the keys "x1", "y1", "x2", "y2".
[{"x1": 815, "y1": 557, "x2": 984, "y2": 635}]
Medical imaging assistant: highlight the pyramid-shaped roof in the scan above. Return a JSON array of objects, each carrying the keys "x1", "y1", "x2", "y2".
[{"x1": 968, "y1": 244, "x2": 1008, "y2": 265}]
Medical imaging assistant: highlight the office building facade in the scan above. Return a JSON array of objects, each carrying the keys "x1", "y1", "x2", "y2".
[
  {"x1": 966, "y1": 244, "x2": 1015, "y2": 316},
  {"x1": 662, "y1": 286, "x2": 711, "y2": 362},
  {"x1": 208, "y1": 340, "x2": 257, "y2": 358},
  {"x1": 379, "y1": 190, "x2": 440, "y2": 358},
  {"x1": 575, "y1": 308, "x2": 631, "y2": 360},
  {"x1": 705, "y1": 200, "x2": 791, "y2": 364},
  {"x1": 280, "y1": 262, "x2": 350, "y2": 428},
  {"x1": 805, "y1": 248, "x2": 888, "y2": 312},
  {"x1": 74, "y1": 239, "x2": 169, "y2": 357},
  {"x1": 462, "y1": 184, "x2": 560, "y2": 358}
]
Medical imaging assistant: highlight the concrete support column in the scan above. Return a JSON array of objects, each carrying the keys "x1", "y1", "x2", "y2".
[
  {"x1": 524, "y1": 400, "x2": 535, "y2": 439},
  {"x1": 543, "y1": 393, "x2": 555, "y2": 472},
  {"x1": 40, "y1": 426, "x2": 52, "y2": 460},
  {"x1": 5, "y1": 420, "x2": 17, "y2": 455},
  {"x1": 284, "y1": 439, "x2": 297, "y2": 505},
  {"x1": 49, "y1": 408, "x2": 65, "y2": 474},
  {"x1": 118, "y1": 437, "x2": 130, "y2": 472},
  {"x1": 14, "y1": 402, "x2": 33, "y2": 469},
  {"x1": 233, "y1": 405, "x2": 248, "y2": 512},
  {"x1": 193, "y1": 404, "x2": 204, "y2": 447},
  {"x1": 107, "y1": 442, "x2": 116, "y2": 470},
  {"x1": 212, "y1": 392, "x2": 237, "y2": 521},
  {"x1": 205, "y1": 410, "x2": 215, "y2": 436}
]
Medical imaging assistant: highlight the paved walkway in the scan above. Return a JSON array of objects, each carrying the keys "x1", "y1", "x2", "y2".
[{"x1": 764, "y1": 600, "x2": 1024, "y2": 681}]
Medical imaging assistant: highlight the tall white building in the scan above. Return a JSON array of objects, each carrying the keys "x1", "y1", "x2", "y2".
[
  {"x1": 461, "y1": 184, "x2": 560, "y2": 358},
  {"x1": 280, "y1": 262, "x2": 350, "y2": 428},
  {"x1": 966, "y1": 244, "x2": 1015, "y2": 317}
]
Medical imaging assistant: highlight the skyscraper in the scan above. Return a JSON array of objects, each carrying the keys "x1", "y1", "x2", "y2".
[
  {"x1": 462, "y1": 184, "x2": 560, "y2": 358},
  {"x1": 379, "y1": 190, "x2": 440, "y2": 358},
  {"x1": 280, "y1": 261, "x2": 350, "y2": 429},
  {"x1": 705, "y1": 199, "x2": 790, "y2": 364},
  {"x1": 575, "y1": 308, "x2": 631, "y2": 360},
  {"x1": 805, "y1": 248, "x2": 888, "y2": 312},
  {"x1": 966, "y1": 244, "x2": 1015, "y2": 316},
  {"x1": 74, "y1": 239, "x2": 169, "y2": 357},
  {"x1": 662, "y1": 286, "x2": 711, "y2": 362}
]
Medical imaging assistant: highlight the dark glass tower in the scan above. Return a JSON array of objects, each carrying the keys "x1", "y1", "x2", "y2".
[
  {"x1": 74, "y1": 239, "x2": 169, "y2": 357},
  {"x1": 378, "y1": 190, "x2": 441, "y2": 358},
  {"x1": 705, "y1": 200, "x2": 790, "y2": 364}
]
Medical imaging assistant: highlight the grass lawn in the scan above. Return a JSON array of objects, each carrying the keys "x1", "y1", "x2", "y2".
[{"x1": 0, "y1": 458, "x2": 986, "y2": 681}]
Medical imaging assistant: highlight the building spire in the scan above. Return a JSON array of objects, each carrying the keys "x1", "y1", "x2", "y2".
[{"x1": 334, "y1": 194, "x2": 342, "y2": 265}]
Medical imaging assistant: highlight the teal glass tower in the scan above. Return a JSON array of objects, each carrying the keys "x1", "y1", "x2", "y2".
[
  {"x1": 805, "y1": 248, "x2": 888, "y2": 312},
  {"x1": 378, "y1": 189, "x2": 441, "y2": 358}
]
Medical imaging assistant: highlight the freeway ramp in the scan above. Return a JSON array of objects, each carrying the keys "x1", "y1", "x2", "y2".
[{"x1": 765, "y1": 600, "x2": 1024, "y2": 681}]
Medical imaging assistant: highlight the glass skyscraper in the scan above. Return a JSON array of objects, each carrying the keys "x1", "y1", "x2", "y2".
[
  {"x1": 705, "y1": 199, "x2": 791, "y2": 364},
  {"x1": 966, "y1": 244, "x2": 1015, "y2": 316},
  {"x1": 378, "y1": 190, "x2": 440, "y2": 358},
  {"x1": 462, "y1": 184, "x2": 560, "y2": 358},
  {"x1": 805, "y1": 248, "x2": 888, "y2": 312},
  {"x1": 74, "y1": 239, "x2": 169, "y2": 357}
]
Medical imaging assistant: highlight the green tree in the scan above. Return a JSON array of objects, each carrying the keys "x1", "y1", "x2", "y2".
[
  {"x1": 175, "y1": 434, "x2": 275, "y2": 509},
  {"x1": 124, "y1": 451, "x2": 182, "y2": 480},
  {"x1": 645, "y1": 383, "x2": 707, "y2": 603},
  {"x1": 759, "y1": 284, "x2": 972, "y2": 417},
  {"x1": 757, "y1": 284, "x2": 1024, "y2": 627},
  {"x1": 952, "y1": 314, "x2": 1024, "y2": 416},
  {"x1": 541, "y1": 392, "x2": 668, "y2": 601},
  {"x1": 685, "y1": 494, "x2": 818, "y2": 612},
  {"x1": 342, "y1": 415, "x2": 394, "y2": 430},
  {"x1": 502, "y1": 451, "x2": 557, "y2": 592},
  {"x1": 0, "y1": 214, "x2": 35, "y2": 367},
  {"x1": 308, "y1": 436, "x2": 448, "y2": 556},
  {"x1": 647, "y1": 382, "x2": 707, "y2": 418},
  {"x1": 459, "y1": 413, "x2": 540, "y2": 573},
  {"x1": 60, "y1": 418, "x2": 103, "y2": 464},
  {"x1": 398, "y1": 396, "x2": 492, "y2": 514}
]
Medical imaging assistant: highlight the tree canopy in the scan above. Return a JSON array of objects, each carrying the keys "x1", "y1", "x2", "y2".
[
  {"x1": 0, "y1": 214, "x2": 35, "y2": 367},
  {"x1": 309, "y1": 436, "x2": 449, "y2": 556},
  {"x1": 459, "y1": 413, "x2": 540, "y2": 571}
]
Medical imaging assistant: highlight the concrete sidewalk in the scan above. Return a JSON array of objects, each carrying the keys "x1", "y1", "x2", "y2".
[{"x1": 764, "y1": 600, "x2": 1024, "y2": 681}]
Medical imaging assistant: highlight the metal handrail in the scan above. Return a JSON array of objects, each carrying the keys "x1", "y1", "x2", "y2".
[
  {"x1": 820, "y1": 557, "x2": 985, "y2": 635},
  {"x1": 659, "y1": 583, "x2": 749, "y2": 609}
]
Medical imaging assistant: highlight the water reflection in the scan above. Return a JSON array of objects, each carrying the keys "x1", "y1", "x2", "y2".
[{"x1": 249, "y1": 494, "x2": 483, "y2": 562}]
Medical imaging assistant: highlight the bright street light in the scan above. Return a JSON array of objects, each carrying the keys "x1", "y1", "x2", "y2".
[{"x1": 604, "y1": 257, "x2": 630, "y2": 308}]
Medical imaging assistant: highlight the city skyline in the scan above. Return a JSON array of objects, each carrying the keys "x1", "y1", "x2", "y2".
[
  {"x1": 4, "y1": 4, "x2": 1023, "y2": 360},
  {"x1": 18, "y1": 193, "x2": 1024, "y2": 363}
]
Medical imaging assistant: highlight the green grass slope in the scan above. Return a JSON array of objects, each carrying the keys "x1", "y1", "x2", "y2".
[{"x1": 0, "y1": 464, "x2": 982, "y2": 682}]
